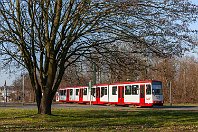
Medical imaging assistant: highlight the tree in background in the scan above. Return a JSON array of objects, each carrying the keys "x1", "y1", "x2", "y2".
[
  {"x1": 12, "y1": 74, "x2": 35, "y2": 102},
  {"x1": 176, "y1": 57, "x2": 198, "y2": 103},
  {"x1": 60, "y1": 62, "x2": 91, "y2": 87},
  {"x1": 0, "y1": 0, "x2": 197, "y2": 114},
  {"x1": 148, "y1": 56, "x2": 198, "y2": 104}
]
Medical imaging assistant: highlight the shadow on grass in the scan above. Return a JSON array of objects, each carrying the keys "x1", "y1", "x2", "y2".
[
  {"x1": 0, "y1": 114, "x2": 38, "y2": 120},
  {"x1": 1, "y1": 108, "x2": 198, "y2": 131},
  {"x1": 49, "y1": 109, "x2": 198, "y2": 129}
]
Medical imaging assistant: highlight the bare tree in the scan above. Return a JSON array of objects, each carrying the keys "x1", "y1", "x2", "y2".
[
  {"x1": 0, "y1": 0, "x2": 197, "y2": 114},
  {"x1": 61, "y1": 62, "x2": 91, "y2": 87},
  {"x1": 12, "y1": 74, "x2": 35, "y2": 103}
]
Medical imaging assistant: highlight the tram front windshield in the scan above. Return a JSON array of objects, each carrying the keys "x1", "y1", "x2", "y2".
[
  {"x1": 59, "y1": 90, "x2": 66, "y2": 96},
  {"x1": 152, "y1": 83, "x2": 162, "y2": 95}
]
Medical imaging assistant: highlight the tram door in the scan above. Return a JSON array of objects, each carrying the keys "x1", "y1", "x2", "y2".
[
  {"x1": 66, "y1": 89, "x2": 70, "y2": 102},
  {"x1": 79, "y1": 89, "x2": 83, "y2": 102},
  {"x1": 96, "y1": 87, "x2": 100, "y2": 104},
  {"x1": 140, "y1": 85, "x2": 145, "y2": 105},
  {"x1": 118, "y1": 86, "x2": 124, "y2": 104}
]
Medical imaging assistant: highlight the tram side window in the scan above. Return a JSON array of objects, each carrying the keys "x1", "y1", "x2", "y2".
[
  {"x1": 112, "y1": 86, "x2": 117, "y2": 95},
  {"x1": 104, "y1": 87, "x2": 107, "y2": 95},
  {"x1": 70, "y1": 89, "x2": 73, "y2": 95},
  {"x1": 132, "y1": 85, "x2": 139, "y2": 95},
  {"x1": 146, "y1": 85, "x2": 151, "y2": 95},
  {"x1": 125, "y1": 85, "x2": 132, "y2": 95},
  {"x1": 76, "y1": 89, "x2": 79, "y2": 96},
  {"x1": 83, "y1": 88, "x2": 87, "y2": 95},
  {"x1": 101, "y1": 87, "x2": 104, "y2": 97},
  {"x1": 101, "y1": 87, "x2": 107, "y2": 97},
  {"x1": 91, "y1": 88, "x2": 96, "y2": 97}
]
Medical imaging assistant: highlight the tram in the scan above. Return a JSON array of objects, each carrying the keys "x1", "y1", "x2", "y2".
[{"x1": 56, "y1": 80, "x2": 163, "y2": 107}]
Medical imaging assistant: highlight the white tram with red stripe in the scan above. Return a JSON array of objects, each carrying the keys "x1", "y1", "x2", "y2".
[{"x1": 56, "y1": 80, "x2": 163, "y2": 107}]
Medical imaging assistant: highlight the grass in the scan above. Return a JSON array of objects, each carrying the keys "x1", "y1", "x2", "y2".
[
  {"x1": 163, "y1": 103, "x2": 198, "y2": 106},
  {"x1": 0, "y1": 107, "x2": 198, "y2": 131}
]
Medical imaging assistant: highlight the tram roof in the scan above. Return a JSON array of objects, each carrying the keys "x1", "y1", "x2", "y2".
[
  {"x1": 109, "y1": 80, "x2": 161, "y2": 85},
  {"x1": 58, "y1": 80, "x2": 162, "y2": 90}
]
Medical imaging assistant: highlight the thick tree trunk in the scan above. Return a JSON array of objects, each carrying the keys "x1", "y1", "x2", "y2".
[
  {"x1": 37, "y1": 93, "x2": 53, "y2": 115},
  {"x1": 35, "y1": 88, "x2": 53, "y2": 115},
  {"x1": 39, "y1": 96, "x2": 52, "y2": 115}
]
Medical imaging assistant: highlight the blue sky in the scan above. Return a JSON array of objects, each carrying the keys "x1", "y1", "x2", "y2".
[{"x1": 0, "y1": 0, "x2": 197, "y2": 86}]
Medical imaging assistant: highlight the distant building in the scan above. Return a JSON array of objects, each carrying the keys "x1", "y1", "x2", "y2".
[{"x1": 0, "y1": 86, "x2": 15, "y2": 102}]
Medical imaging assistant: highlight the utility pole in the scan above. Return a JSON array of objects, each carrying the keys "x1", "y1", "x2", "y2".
[
  {"x1": 89, "y1": 80, "x2": 92, "y2": 105},
  {"x1": 22, "y1": 74, "x2": 25, "y2": 105},
  {"x1": 92, "y1": 62, "x2": 96, "y2": 85},
  {"x1": 4, "y1": 80, "x2": 7, "y2": 106},
  {"x1": 169, "y1": 81, "x2": 172, "y2": 106}
]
